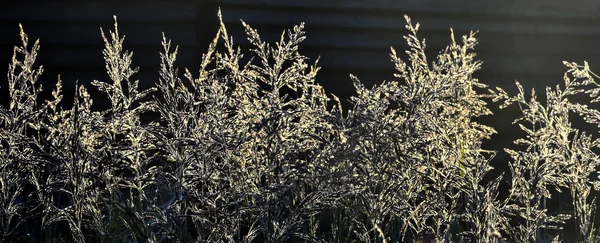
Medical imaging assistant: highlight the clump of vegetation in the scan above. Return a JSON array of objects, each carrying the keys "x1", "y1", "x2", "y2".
[{"x1": 1, "y1": 8, "x2": 599, "y2": 243}]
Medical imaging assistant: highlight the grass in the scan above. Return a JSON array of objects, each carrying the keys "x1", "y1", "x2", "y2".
[{"x1": 1, "y1": 8, "x2": 600, "y2": 243}]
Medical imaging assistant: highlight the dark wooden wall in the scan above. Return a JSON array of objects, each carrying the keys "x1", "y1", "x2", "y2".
[
  {"x1": 2, "y1": 0, "x2": 600, "y2": 166},
  {"x1": 3, "y1": 0, "x2": 600, "y2": 99}
]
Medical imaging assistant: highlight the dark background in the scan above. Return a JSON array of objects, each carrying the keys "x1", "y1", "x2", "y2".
[
  {"x1": 3, "y1": 0, "x2": 600, "y2": 145},
  {"x1": 2, "y1": 0, "x2": 600, "y2": 236}
]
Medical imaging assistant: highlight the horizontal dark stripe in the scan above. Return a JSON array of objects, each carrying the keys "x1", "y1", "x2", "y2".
[
  {"x1": 0, "y1": 1, "x2": 197, "y2": 23},
  {"x1": 0, "y1": 22, "x2": 198, "y2": 47},
  {"x1": 217, "y1": 0, "x2": 600, "y2": 21},
  {"x1": 221, "y1": 25, "x2": 600, "y2": 56},
  {"x1": 217, "y1": 8, "x2": 600, "y2": 37}
]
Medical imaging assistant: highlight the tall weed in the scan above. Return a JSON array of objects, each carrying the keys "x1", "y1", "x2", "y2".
[{"x1": 1, "y1": 9, "x2": 599, "y2": 243}]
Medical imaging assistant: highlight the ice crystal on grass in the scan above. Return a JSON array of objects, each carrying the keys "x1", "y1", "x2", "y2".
[
  {"x1": 490, "y1": 60, "x2": 600, "y2": 242},
  {"x1": 1, "y1": 8, "x2": 600, "y2": 243}
]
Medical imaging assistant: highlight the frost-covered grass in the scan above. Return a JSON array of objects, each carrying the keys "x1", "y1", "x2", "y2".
[{"x1": 1, "y1": 9, "x2": 600, "y2": 243}]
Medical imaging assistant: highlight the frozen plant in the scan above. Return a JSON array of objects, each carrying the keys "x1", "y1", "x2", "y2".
[
  {"x1": 2, "y1": 8, "x2": 600, "y2": 243},
  {"x1": 490, "y1": 61, "x2": 600, "y2": 242}
]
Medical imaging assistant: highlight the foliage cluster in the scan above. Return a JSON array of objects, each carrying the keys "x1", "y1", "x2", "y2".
[{"x1": 1, "y1": 10, "x2": 600, "y2": 243}]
